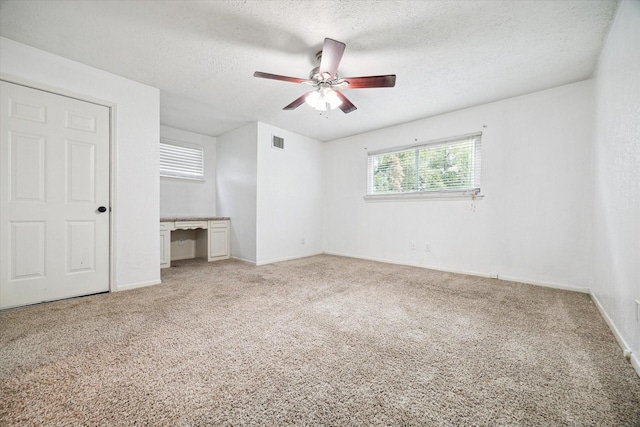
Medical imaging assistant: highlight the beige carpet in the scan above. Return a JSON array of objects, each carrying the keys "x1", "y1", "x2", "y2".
[{"x1": 1, "y1": 255, "x2": 639, "y2": 426}]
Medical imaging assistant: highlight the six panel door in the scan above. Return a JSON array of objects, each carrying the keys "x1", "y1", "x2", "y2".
[{"x1": 0, "y1": 81, "x2": 110, "y2": 309}]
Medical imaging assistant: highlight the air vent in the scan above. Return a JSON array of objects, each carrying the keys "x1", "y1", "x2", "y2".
[{"x1": 272, "y1": 135, "x2": 284, "y2": 150}]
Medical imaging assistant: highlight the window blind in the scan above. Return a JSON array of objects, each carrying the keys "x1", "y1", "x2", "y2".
[
  {"x1": 367, "y1": 132, "x2": 481, "y2": 196},
  {"x1": 160, "y1": 139, "x2": 204, "y2": 180}
]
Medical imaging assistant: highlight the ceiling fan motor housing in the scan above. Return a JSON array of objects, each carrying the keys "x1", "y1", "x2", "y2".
[{"x1": 309, "y1": 66, "x2": 340, "y2": 86}]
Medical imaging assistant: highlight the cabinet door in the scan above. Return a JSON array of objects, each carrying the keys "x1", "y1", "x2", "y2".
[
  {"x1": 208, "y1": 221, "x2": 229, "y2": 261},
  {"x1": 160, "y1": 229, "x2": 171, "y2": 268}
]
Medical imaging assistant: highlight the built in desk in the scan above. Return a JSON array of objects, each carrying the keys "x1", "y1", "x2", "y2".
[{"x1": 160, "y1": 217, "x2": 230, "y2": 268}]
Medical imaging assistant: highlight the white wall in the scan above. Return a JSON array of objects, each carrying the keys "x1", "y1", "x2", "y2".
[
  {"x1": 160, "y1": 125, "x2": 216, "y2": 218},
  {"x1": 324, "y1": 81, "x2": 594, "y2": 291},
  {"x1": 0, "y1": 37, "x2": 161, "y2": 291},
  {"x1": 216, "y1": 123, "x2": 258, "y2": 262},
  {"x1": 592, "y1": 0, "x2": 640, "y2": 373},
  {"x1": 256, "y1": 122, "x2": 324, "y2": 265}
]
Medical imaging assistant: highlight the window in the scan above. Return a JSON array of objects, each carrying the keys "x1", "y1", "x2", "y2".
[
  {"x1": 366, "y1": 132, "x2": 481, "y2": 198},
  {"x1": 160, "y1": 139, "x2": 204, "y2": 181}
]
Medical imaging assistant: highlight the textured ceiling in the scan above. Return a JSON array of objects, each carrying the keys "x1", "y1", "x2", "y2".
[{"x1": 0, "y1": 0, "x2": 618, "y2": 141}]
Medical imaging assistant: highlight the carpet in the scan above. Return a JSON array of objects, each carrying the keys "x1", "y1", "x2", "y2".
[{"x1": 1, "y1": 255, "x2": 639, "y2": 426}]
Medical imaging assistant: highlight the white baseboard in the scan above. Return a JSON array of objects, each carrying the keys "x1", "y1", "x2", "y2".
[
  {"x1": 632, "y1": 353, "x2": 640, "y2": 378},
  {"x1": 496, "y1": 274, "x2": 590, "y2": 293},
  {"x1": 115, "y1": 279, "x2": 161, "y2": 292},
  {"x1": 590, "y1": 293, "x2": 640, "y2": 378},
  {"x1": 322, "y1": 251, "x2": 589, "y2": 293},
  {"x1": 230, "y1": 256, "x2": 256, "y2": 264},
  {"x1": 323, "y1": 251, "x2": 491, "y2": 277},
  {"x1": 256, "y1": 252, "x2": 324, "y2": 266}
]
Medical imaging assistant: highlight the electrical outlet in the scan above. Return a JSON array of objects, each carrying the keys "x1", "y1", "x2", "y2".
[
  {"x1": 411, "y1": 241, "x2": 417, "y2": 250},
  {"x1": 301, "y1": 237, "x2": 305, "y2": 245},
  {"x1": 424, "y1": 243, "x2": 431, "y2": 252}
]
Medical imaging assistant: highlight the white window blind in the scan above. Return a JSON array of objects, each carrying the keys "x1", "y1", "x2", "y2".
[
  {"x1": 160, "y1": 139, "x2": 204, "y2": 180},
  {"x1": 367, "y1": 132, "x2": 481, "y2": 197}
]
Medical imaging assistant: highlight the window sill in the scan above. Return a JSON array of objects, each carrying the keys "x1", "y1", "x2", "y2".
[{"x1": 364, "y1": 189, "x2": 483, "y2": 202}]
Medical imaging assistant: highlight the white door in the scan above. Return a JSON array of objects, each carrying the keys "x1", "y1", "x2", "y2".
[{"x1": 0, "y1": 81, "x2": 110, "y2": 309}]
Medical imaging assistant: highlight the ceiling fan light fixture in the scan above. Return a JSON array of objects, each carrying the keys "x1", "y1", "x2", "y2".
[
  {"x1": 305, "y1": 90, "x2": 320, "y2": 108},
  {"x1": 305, "y1": 87, "x2": 342, "y2": 111},
  {"x1": 324, "y1": 88, "x2": 343, "y2": 109}
]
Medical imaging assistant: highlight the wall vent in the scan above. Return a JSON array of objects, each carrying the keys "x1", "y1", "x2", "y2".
[{"x1": 272, "y1": 135, "x2": 284, "y2": 150}]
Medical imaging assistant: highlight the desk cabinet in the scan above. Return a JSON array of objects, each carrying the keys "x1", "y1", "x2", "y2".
[
  {"x1": 160, "y1": 222, "x2": 171, "y2": 269},
  {"x1": 208, "y1": 220, "x2": 230, "y2": 261},
  {"x1": 160, "y1": 218, "x2": 230, "y2": 268}
]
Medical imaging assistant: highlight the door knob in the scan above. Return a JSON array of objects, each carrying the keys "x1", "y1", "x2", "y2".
[{"x1": 97, "y1": 206, "x2": 107, "y2": 213}]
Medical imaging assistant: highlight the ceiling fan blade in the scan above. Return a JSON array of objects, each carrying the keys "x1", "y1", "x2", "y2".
[
  {"x1": 341, "y1": 75, "x2": 397, "y2": 89},
  {"x1": 283, "y1": 92, "x2": 311, "y2": 110},
  {"x1": 335, "y1": 90, "x2": 357, "y2": 114},
  {"x1": 254, "y1": 71, "x2": 308, "y2": 84},
  {"x1": 319, "y1": 38, "x2": 346, "y2": 79}
]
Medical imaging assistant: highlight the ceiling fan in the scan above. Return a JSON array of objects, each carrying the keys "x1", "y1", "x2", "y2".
[{"x1": 254, "y1": 38, "x2": 396, "y2": 114}]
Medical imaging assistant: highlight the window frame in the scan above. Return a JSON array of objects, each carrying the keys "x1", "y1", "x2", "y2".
[
  {"x1": 159, "y1": 138, "x2": 205, "y2": 181},
  {"x1": 365, "y1": 132, "x2": 482, "y2": 201}
]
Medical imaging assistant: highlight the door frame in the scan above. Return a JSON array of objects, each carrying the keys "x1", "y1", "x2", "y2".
[{"x1": 1, "y1": 73, "x2": 117, "y2": 294}]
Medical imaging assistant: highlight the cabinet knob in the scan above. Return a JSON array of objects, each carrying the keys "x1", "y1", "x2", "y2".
[{"x1": 97, "y1": 206, "x2": 107, "y2": 213}]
